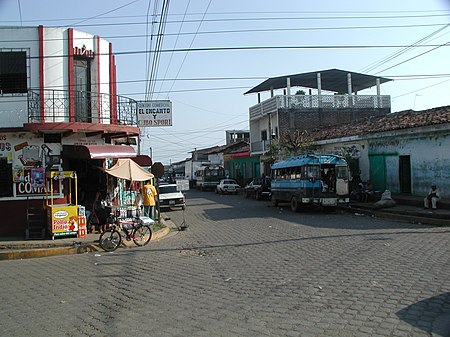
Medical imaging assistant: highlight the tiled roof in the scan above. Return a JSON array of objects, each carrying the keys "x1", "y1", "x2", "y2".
[
  {"x1": 206, "y1": 141, "x2": 249, "y2": 154},
  {"x1": 311, "y1": 105, "x2": 450, "y2": 141}
]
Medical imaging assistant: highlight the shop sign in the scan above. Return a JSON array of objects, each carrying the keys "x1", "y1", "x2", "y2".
[
  {"x1": 49, "y1": 205, "x2": 78, "y2": 237},
  {"x1": 73, "y1": 45, "x2": 94, "y2": 59},
  {"x1": 15, "y1": 169, "x2": 46, "y2": 196},
  {"x1": 137, "y1": 100, "x2": 172, "y2": 127}
]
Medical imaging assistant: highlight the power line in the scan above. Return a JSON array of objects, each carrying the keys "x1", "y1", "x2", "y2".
[
  {"x1": 165, "y1": 0, "x2": 213, "y2": 98},
  {"x1": 2, "y1": 9, "x2": 450, "y2": 25},
  {"x1": 19, "y1": 43, "x2": 450, "y2": 62},
  {"x1": 2, "y1": 22, "x2": 450, "y2": 44},
  {"x1": 360, "y1": 24, "x2": 450, "y2": 73},
  {"x1": 156, "y1": 0, "x2": 191, "y2": 99}
]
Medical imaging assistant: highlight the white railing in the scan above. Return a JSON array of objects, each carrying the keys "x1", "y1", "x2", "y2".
[{"x1": 249, "y1": 94, "x2": 391, "y2": 120}]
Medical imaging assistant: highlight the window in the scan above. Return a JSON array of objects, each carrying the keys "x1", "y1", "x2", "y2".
[
  {"x1": 261, "y1": 130, "x2": 268, "y2": 141},
  {"x1": 0, "y1": 51, "x2": 27, "y2": 94},
  {"x1": 0, "y1": 158, "x2": 13, "y2": 197}
]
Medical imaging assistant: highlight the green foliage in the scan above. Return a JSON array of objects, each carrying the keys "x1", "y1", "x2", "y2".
[{"x1": 279, "y1": 130, "x2": 316, "y2": 156}]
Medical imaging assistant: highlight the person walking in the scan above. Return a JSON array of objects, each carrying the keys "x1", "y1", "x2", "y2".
[
  {"x1": 142, "y1": 180, "x2": 158, "y2": 219},
  {"x1": 424, "y1": 184, "x2": 440, "y2": 209}
]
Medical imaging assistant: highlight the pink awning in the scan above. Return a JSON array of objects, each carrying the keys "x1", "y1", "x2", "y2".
[{"x1": 63, "y1": 145, "x2": 136, "y2": 159}]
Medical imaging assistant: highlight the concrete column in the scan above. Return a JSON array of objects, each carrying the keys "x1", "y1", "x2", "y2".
[
  {"x1": 287, "y1": 77, "x2": 291, "y2": 95},
  {"x1": 270, "y1": 86, "x2": 274, "y2": 98},
  {"x1": 317, "y1": 73, "x2": 322, "y2": 108},
  {"x1": 376, "y1": 78, "x2": 381, "y2": 108},
  {"x1": 347, "y1": 73, "x2": 352, "y2": 95},
  {"x1": 317, "y1": 73, "x2": 322, "y2": 95}
]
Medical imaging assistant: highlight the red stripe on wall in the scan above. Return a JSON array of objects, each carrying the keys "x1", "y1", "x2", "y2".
[
  {"x1": 68, "y1": 28, "x2": 75, "y2": 122},
  {"x1": 38, "y1": 26, "x2": 45, "y2": 120},
  {"x1": 96, "y1": 36, "x2": 101, "y2": 123},
  {"x1": 109, "y1": 43, "x2": 117, "y2": 124}
]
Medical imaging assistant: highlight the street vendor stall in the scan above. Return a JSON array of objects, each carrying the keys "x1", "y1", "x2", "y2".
[
  {"x1": 105, "y1": 158, "x2": 154, "y2": 220},
  {"x1": 45, "y1": 171, "x2": 80, "y2": 239}
]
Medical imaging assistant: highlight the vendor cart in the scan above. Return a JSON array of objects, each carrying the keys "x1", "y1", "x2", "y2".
[{"x1": 45, "y1": 171, "x2": 80, "y2": 239}]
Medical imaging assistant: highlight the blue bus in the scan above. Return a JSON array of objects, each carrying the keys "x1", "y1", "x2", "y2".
[{"x1": 270, "y1": 154, "x2": 350, "y2": 211}]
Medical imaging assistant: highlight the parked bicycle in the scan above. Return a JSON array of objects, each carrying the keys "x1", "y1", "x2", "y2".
[{"x1": 99, "y1": 210, "x2": 153, "y2": 252}]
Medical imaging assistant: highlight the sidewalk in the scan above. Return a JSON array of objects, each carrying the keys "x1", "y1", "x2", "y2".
[
  {"x1": 340, "y1": 193, "x2": 450, "y2": 227},
  {"x1": 0, "y1": 214, "x2": 178, "y2": 261},
  {"x1": 1, "y1": 196, "x2": 449, "y2": 261}
]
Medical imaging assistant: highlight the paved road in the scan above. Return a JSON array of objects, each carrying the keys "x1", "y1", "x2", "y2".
[{"x1": 1, "y1": 190, "x2": 449, "y2": 337}]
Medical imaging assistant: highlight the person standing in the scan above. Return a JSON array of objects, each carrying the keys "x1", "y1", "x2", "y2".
[
  {"x1": 143, "y1": 180, "x2": 157, "y2": 219},
  {"x1": 424, "y1": 184, "x2": 440, "y2": 209}
]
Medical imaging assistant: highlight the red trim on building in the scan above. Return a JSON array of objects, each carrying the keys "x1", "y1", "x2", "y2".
[
  {"x1": 231, "y1": 152, "x2": 251, "y2": 158},
  {"x1": 109, "y1": 43, "x2": 117, "y2": 124},
  {"x1": 23, "y1": 122, "x2": 140, "y2": 136},
  {"x1": 113, "y1": 59, "x2": 117, "y2": 123},
  {"x1": 96, "y1": 36, "x2": 102, "y2": 123},
  {"x1": 68, "y1": 28, "x2": 75, "y2": 122},
  {"x1": 38, "y1": 26, "x2": 45, "y2": 120}
]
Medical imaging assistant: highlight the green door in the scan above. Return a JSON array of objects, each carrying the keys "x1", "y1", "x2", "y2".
[{"x1": 369, "y1": 154, "x2": 387, "y2": 192}]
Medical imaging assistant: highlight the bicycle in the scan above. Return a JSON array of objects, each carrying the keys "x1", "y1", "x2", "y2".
[{"x1": 99, "y1": 210, "x2": 153, "y2": 252}]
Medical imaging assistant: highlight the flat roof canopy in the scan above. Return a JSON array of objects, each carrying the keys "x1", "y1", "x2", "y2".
[
  {"x1": 244, "y1": 69, "x2": 392, "y2": 95},
  {"x1": 62, "y1": 145, "x2": 136, "y2": 159}
]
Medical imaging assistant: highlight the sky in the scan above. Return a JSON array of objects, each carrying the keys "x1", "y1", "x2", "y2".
[{"x1": 1, "y1": 0, "x2": 450, "y2": 165}]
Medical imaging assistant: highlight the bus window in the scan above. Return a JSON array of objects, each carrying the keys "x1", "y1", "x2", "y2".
[
  {"x1": 307, "y1": 165, "x2": 320, "y2": 179},
  {"x1": 336, "y1": 166, "x2": 349, "y2": 179}
]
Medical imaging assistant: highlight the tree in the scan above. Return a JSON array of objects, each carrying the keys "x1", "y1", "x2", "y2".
[
  {"x1": 279, "y1": 130, "x2": 316, "y2": 156},
  {"x1": 295, "y1": 89, "x2": 306, "y2": 95}
]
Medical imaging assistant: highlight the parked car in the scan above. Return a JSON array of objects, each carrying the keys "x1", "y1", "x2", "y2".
[
  {"x1": 244, "y1": 178, "x2": 271, "y2": 200},
  {"x1": 158, "y1": 184, "x2": 186, "y2": 210},
  {"x1": 216, "y1": 179, "x2": 240, "y2": 194}
]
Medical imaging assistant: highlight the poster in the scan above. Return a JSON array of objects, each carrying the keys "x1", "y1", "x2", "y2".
[{"x1": 31, "y1": 168, "x2": 45, "y2": 189}]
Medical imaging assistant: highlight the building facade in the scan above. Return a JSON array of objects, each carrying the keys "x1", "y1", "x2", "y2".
[
  {"x1": 245, "y1": 69, "x2": 392, "y2": 175},
  {"x1": 313, "y1": 106, "x2": 450, "y2": 199},
  {"x1": 0, "y1": 26, "x2": 142, "y2": 237}
]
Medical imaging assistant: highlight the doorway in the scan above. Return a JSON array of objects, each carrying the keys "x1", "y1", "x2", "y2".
[
  {"x1": 399, "y1": 155, "x2": 411, "y2": 193},
  {"x1": 74, "y1": 59, "x2": 91, "y2": 122},
  {"x1": 369, "y1": 154, "x2": 387, "y2": 192}
]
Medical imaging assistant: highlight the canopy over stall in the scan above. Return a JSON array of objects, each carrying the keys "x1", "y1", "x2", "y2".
[
  {"x1": 105, "y1": 158, "x2": 154, "y2": 210},
  {"x1": 105, "y1": 158, "x2": 154, "y2": 181}
]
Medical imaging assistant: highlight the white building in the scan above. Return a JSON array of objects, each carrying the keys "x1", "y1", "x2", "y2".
[{"x1": 0, "y1": 26, "x2": 146, "y2": 237}]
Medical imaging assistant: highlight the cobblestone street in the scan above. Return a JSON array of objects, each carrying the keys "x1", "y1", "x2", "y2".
[{"x1": 1, "y1": 190, "x2": 449, "y2": 337}]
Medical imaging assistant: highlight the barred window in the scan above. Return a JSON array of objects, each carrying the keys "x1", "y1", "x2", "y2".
[{"x1": 0, "y1": 51, "x2": 27, "y2": 94}]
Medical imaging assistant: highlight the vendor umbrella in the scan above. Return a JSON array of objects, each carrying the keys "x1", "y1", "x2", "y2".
[{"x1": 105, "y1": 158, "x2": 154, "y2": 181}]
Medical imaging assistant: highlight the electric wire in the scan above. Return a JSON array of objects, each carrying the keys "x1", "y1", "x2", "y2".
[
  {"x1": 2, "y1": 22, "x2": 450, "y2": 44},
  {"x1": 165, "y1": 0, "x2": 213, "y2": 98}
]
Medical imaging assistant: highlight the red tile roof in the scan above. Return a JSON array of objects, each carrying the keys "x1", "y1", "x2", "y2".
[{"x1": 311, "y1": 105, "x2": 450, "y2": 141}]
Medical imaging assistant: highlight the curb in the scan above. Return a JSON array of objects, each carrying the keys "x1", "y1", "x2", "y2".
[
  {"x1": 0, "y1": 226, "x2": 172, "y2": 261},
  {"x1": 340, "y1": 206, "x2": 450, "y2": 227}
]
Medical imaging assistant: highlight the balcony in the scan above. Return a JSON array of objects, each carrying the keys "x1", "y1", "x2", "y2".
[
  {"x1": 27, "y1": 89, "x2": 137, "y2": 125},
  {"x1": 249, "y1": 94, "x2": 391, "y2": 121},
  {"x1": 23, "y1": 89, "x2": 140, "y2": 136},
  {"x1": 251, "y1": 140, "x2": 270, "y2": 153}
]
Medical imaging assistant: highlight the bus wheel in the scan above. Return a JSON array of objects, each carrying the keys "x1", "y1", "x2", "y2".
[
  {"x1": 291, "y1": 197, "x2": 300, "y2": 212},
  {"x1": 271, "y1": 195, "x2": 279, "y2": 207}
]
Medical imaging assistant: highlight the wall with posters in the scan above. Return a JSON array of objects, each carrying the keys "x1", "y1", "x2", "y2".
[{"x1": 0, "y1": 132, "x2": 61, "y2": 199}]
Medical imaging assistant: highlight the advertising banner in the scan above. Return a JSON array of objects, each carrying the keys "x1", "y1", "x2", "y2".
[
  {"x1": 49, "y1": 205, "x2": 79, "y2": 237},
  {"x1": 137, "y1": 100, "x2": 172, "y2": 127}
]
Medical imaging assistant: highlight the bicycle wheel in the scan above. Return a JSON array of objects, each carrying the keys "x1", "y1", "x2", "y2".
[
  {"x1": 132, "y1": 225, "x2": 152, "y2": 246},
  {"x1": 99, "y1": 229, "x2": 122, "y2": 252}
]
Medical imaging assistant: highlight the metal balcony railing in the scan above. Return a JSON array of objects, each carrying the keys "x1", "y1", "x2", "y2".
[
  {"x1": 249, "y1": 94, "x2": 391, "y2": 120},
  {"x1": 28, "y1": 89, "x2": 137, "y2": 125}
]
